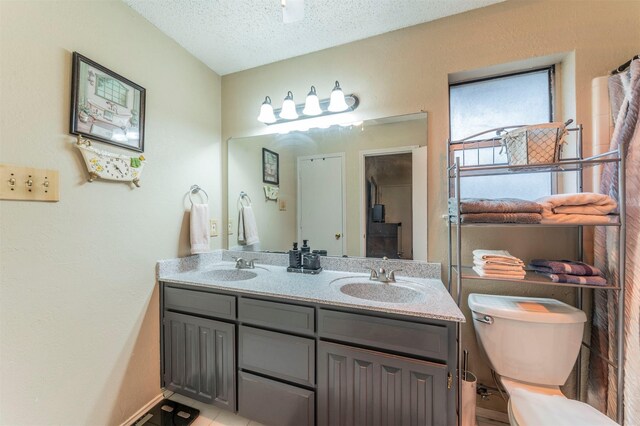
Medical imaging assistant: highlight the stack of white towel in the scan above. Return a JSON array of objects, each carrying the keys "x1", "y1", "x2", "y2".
[{"x1": 472, "y1": 249, "x2": 525, "y2": 279}]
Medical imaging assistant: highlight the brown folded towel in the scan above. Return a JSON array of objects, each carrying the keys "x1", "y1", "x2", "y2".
[
  {"x1": 459, "y1": 212, "x2": 542, "y2": 224},
  {"x1": 449, "y1": 198, "x2": 543, "y2": 214}
]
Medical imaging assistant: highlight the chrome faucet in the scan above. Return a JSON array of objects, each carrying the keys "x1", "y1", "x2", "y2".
[
  {"x1": 233, "y1": 257, "x2": 256, "y2": 269},
  {"x1": 368, "y1": 267, "x2": 401, "y2": 283}
]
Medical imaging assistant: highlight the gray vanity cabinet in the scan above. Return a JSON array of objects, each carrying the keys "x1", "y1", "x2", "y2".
[
  {"x1": 163, "y1": 311, "x2": 235, "y2": 410},
  {"x1": 317, "y1": 341, "x2": 449, "y2": 426}
]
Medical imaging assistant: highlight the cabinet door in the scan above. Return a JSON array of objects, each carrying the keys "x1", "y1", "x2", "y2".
[
  {"x1": 163, "y1": 311, "x2": 235, "y2": 410},
  {"x1": 318, "y1": 341, "x2": 448, "y2": 426}
]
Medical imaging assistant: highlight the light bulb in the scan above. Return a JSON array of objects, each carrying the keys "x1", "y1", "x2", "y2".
[
  {"x1": 302, "y1": 86, "x2": 322, "y2": 116},
  {"x1": 328, "y1": 80, "x2": 349, "y2": 112},
  {"x1": 257, "y1": 96, "x2": 276, "y2": 123},
  {"x1": 279, "y1": 91, "x2": 299, "y2": 120}
]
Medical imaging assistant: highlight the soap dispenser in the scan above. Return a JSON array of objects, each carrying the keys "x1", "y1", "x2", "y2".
[
  {"x1": 289, "y1": 242, "x2": 301, "y2": 268},
  {"x1": 301, "y1": 240, "x2": 311, "y2": 254}
]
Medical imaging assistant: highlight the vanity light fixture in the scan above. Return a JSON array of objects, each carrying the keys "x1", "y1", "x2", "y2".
[
  {"x1": 302, "y1": 86, "x2": 322, "y2": 116},
  {"x1": 257, "y1": 96, "x2": 277, "y2": 123},
  {"x1": 279, "y1": 91, "x2": 299, "y2": 120},
  {"x1": 258, "y1": 80, "x2": 359, "y2": 127},
  {"x1": 327, "y1": 81, "x2": 349, "y2": 112}
]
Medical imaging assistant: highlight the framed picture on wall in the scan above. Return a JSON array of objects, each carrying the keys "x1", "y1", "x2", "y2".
[
  {"x1": 262, "y1": 148, "x2": 279, "y2": 185},
  {"x1": 70, "y1": 52, "x2": 146, "y2": 152}
]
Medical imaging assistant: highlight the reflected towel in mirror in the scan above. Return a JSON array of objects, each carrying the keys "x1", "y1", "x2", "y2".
[{"x1": 238, "y1": 205, "x2": 260, "y2": 246}]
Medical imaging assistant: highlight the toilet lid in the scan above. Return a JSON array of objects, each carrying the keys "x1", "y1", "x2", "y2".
[{"x1": 510, "y1": 388, "x2": 618, "y2": 426}]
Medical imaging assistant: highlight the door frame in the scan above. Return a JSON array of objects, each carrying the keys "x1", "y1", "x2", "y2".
[
  {"x1": 358, "y1": 146, "x2": 418, "y2": 257},
  {"x1": 297, "y1": 152, "x2": 347, "y2": 255}
]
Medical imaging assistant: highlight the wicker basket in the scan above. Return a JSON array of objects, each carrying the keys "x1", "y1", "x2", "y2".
[{"x1": 501, "y1": 122, "x2": 569, "y2": 166}]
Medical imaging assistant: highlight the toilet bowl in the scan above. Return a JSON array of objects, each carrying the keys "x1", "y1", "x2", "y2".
[{"x1": 468, "y1": 294, "x2": 617, "y2": 426}]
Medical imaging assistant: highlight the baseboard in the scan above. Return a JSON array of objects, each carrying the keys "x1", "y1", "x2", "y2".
[
  {"x1": 120, "y1": 393, "x2": 165, "y2": 426},
  {"x1": 476, "y1": 406, "x2": 510, "y2": 423}
]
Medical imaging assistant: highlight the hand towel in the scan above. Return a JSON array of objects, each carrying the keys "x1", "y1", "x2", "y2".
[
  {"x1": 449, "y1": 198, "x2": 542, "y2": 214},
  {"x1": 540, "y1": 273, "x2": 608, "y2": 286},
  {"x1": 472, "y1": 266, "x2": 525, "y2": 279},
  {"x1": 536, "y1": 192, "x2": 617, "y2": 216},
  {"x1": 190, "y1": 203, "x2": 210, "y2": 254},
  {"x1": 472, "y1": 249, "x2": 524, "y2": 265},
  {"x1": 238, "y1": 205, "x2": 259, "y2": 246},
  {"x1": 528, "y1": 259, "x2": 603, "y2": 276},
  {"x1": 473, "y1": 259, "x2": 525, "y2": 272},
  {"x1": 455, "y1": 212, "x2": 542, "y2": 224}
]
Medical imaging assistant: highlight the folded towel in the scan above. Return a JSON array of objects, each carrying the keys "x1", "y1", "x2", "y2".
[
  {"x1": 528, "y1": 259, "x2": 603, "y2": 276},
  {"x1": 190, "y1": 203, "x2": 210, "y2": 254},
  {"x1": 449, "y1": 198, "x2": 542, "y2": 214},
  {"x1": 472, "y1": 266, "x2": 525, "y2": 279},
  {"x1": 536, "y1": 192, "x2": 617, "y2": 216},
  {"x1": 539, "y1": 214, "x2": 618, "y2": 225},
  {"x1": 454, "y1": 212, "x2": 542, "y2": 224},
  {"x1": 473, "y1": 259, "x2": 525, "y2": 272},
  {"x1": 238, "y1": 205, "x2": 259, "y2": 246},
  {"x1": 473, "y1": 250, "x2": 524, "y2": 265},
  {"x1": 540, "y1": 273, "x2": 608, "y2": 286}
]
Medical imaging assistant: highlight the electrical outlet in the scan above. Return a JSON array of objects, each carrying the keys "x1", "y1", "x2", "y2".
[
  {"x1": 228, "y1": 220, "x2": 233, "y2": 235},
  {"x1": 209, "y1": 219, "x2": 218, "y2": 237},
  {"x1": 279, "y1": 199, "x2": 287, "y2": 211}
]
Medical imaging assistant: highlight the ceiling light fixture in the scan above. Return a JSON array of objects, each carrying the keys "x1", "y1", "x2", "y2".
[
  {"x1": 302, "y1": 86, "x2": 322, "y2": 116},
  {"x1": 328, "y1": 80, "x2": 349, "y2": 112},
  {"x1": 258, "y1": 81, "x2": 359, "y2": 127},
  {"x1": 279, "y1": 91, "x2": 299, "y2": 120},
  {"x1": 257, "y1": 96, "x2": 276, "y2": 123}
]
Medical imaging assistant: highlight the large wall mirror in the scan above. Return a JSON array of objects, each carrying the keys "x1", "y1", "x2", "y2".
[{"x1": 227, "y1": 112, "x2": 427, "y2": 259}]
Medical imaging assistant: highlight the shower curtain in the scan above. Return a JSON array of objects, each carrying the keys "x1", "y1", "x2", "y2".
[{"x1": 588, "y1": 58, "x2": 640, "y2": 424}]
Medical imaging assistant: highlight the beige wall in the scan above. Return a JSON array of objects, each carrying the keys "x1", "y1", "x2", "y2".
[
  {"x1": 222, "y1": 0, "x2": 640, "y2": 411},
  {"x1": 0, "y1": 1, "x2": 221, "y2": 424}
]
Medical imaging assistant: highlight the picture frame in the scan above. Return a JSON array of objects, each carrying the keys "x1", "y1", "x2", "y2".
[
  {"x1": 70, "y1": 52, "x2": 146, "y2": 152},
  {"x1": 262, "y1": 148, "x2": 279, "y2": 185}
]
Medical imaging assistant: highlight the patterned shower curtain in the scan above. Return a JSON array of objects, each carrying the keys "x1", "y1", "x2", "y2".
[{"x1": 588, "y1": 59, "x2": 640, "y2": 424}]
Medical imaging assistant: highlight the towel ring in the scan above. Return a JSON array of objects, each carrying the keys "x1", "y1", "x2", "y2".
[
  {"x1": 238, "y1": 191, "x2": 252, "y2": 209},
  {"x1": 189, "y1": 184, "x2": 209, "y2": 204}
]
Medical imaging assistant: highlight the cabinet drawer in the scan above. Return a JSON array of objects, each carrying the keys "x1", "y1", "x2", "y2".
[
  {"x1": 239, "y1": 326, "x2": 315, "y2": 386},
  {"x1": 239, "y1": 371, "x2": 315, "y2": 426},
  {"x1": 318, "y1": 309, "x2": 448, "y2": 362},
  {"x1": 239, "y1": 298, "x2": 314, "y2": 335},
  {"x1": 164, "y1": 286, "x2": 235, "y2": 320}
]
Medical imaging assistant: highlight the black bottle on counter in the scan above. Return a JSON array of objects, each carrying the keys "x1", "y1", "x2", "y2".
[
  {"x1": 289, "y1": 242, "x2": 301, "y2": 268},
  {"x1": 301, "y1": 240, "x2": 311, "y2": 254}
]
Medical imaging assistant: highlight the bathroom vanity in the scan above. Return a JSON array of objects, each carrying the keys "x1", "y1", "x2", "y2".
[{"x1": 158, "y1": 251, "x2": 464, "y2": 426}]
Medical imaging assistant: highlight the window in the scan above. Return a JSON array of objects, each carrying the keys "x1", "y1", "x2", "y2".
[
  {"x1": 96, "y1": 75, "x2": 129, "y2": 107},
  {"x1": 449, "y1": 68, "x2": 554, "y2": 200}
]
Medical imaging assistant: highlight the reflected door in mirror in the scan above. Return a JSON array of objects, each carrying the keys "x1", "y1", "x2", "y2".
[{"x1": 298, "y1": 154, "x2": 345, "y2": 256}]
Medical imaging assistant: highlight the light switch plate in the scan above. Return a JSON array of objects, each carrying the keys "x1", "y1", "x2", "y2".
[
  {"x1": 279, "y1": 199, "x2": 287, "y2": 211},
  {"x1": 209, "y1": 219, "x2": 218, "y2": 237},
  {"x1": 0, "y1": 164, "x2": 59, "y2": 202},
  {"x1": 228, "y1": 220, "x2": 233, "y2": 235}
]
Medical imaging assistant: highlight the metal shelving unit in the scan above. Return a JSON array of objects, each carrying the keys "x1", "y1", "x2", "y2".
[{"x1": 447, "y1": 124, "x2": 626, "y2": 425}]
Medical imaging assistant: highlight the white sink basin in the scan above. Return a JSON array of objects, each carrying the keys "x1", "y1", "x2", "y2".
[
  {"x1": 331, "y1": 277, "x2": 426, "y2": 304},
  {"x1": 199, "y1": 268, "x2": 258, "y2": 281}
]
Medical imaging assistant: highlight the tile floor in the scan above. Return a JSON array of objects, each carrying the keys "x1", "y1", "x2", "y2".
[{"x1": 166, "y1": 391, "x2": 510, "y2": 426}]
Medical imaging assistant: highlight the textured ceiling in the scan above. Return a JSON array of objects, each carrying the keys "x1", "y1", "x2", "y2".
[{"x1": 124, "y1": 0, "x2": 504, "y2": 75}]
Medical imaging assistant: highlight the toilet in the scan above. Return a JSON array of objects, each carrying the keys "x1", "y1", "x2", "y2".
[{"x1": 468, "y1": 294, "x2": 618, "y2": 426}]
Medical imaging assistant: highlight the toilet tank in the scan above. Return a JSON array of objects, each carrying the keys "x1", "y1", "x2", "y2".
[{"x1": 468, "y1": 294, "x2": 587, "y2": 386}]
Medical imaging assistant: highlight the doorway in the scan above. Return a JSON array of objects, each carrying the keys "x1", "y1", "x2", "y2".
[{"x1": 360, "y1": 146, "x2": 427, "y2": 260}]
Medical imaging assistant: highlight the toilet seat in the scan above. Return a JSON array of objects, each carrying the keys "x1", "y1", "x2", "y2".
[{"x1": 508, "y1": 387, "x2": 618, "y2": 426}]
